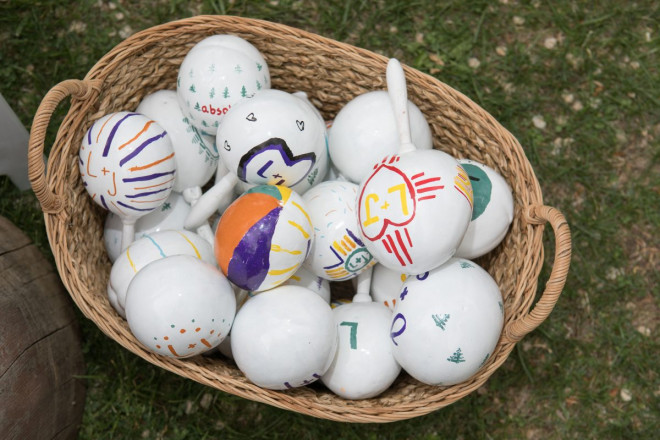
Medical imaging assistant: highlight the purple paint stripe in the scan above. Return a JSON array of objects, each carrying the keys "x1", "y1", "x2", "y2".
[
  {"x1": 119, "y1": 131, "x2": 168, "y2": 167},
  {"x1": 346, "y1": 228, "x2": 365, "y2": 247},
  {"x1": 125, "y1": 187, "x2": 171, "y2": 199},
  {"x1": 122, "y1": 170, "x2": 175, "y2": 183},
  {"x1": 323, "y1": 246, "x2": 344, "y2": 270},
  {"x1": 86, "y1": 120, "x2": 95, "y2": 145},
  {"x1": 100, "y1": 195, "x2": 109, "y2": 210},
  {"x1": 103, "y1": 112, "x2": 139, "y2": 157},
  {"x1": 117, "y1": 201, "x2": 156, "y2": 212}
]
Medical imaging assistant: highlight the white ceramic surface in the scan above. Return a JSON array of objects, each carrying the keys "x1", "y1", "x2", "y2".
[
  {"x1": 321, "y1": 301, "x2": 400, "y2": 399},
  {"x1": 136, "y1": 89, "x2": 218, "y2": 192},
  {"x1": 455, "y1": 159, "x2": 514, "y2": 259},
  {"x1": 108, "y1": 229, "x2": 216, "y2": 318},
  {"x1": 283, "y1": 265, "x2": 331, "y2": 304},
  {"x1": 104, "y1": 191, "x2": 191, "y2": 262},
  {"x1": 230, "y1": 285, "x2": 337, "y2": 390},
  {"x1": 328, "y1": 90, "x2": 433, "y2": 184},
  {"x1": 80, "y1": 111, "x2": 176, "y2": 249},
  {"x1": 216, "y1": 89, "x2": 328, "y2": 191},
  {"x1": 303, "y1": 180, "x2": 375, "y2": 281},
  {"x1": 214, "y1": 185, "x2": 313, "y2": 292},
  {"x1": 125, "y1": 255, "x2": 235, "y2": 358},
  {"x1": 177, "y1": 36, "x2": 270, "y2": 137},
  {"x1": 390, "y1": 258, "x2": 504, "y2": 385},
  {"x1": 357, "y1": 149, "x2": 473, "y2": 274},
  {"x1": 370, "y1": 263, "x2": 407, "y2": 311}
]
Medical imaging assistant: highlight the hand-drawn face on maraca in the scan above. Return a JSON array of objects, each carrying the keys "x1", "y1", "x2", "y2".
[
  {"x1": 357, "y1": 150, "x2": 473, "y2": 274},
  {"x1": 321, "y1": 302, "x2": 401, "y2": 400},
  {"x1": 125, "y1": 255, "x2": 235, "y2": 359},
  {"x1": 302, "y1": 180, "x2": 375, "y2": 281},
  {"x1": 214, "y1": 185, "x2": 313, "y2": 292},
  {"x1": 217, "y1": 89, "x2": 328, "y2": 191},
  {"x1": 177, "y1": 43, "x2": 270, "y2": 137},
  {"x1": 108, "y1": 229, "x2": 216, "y2": 318},
  {"x1": 389, "y1": 258, "x2": 504, "y2": 386},
  {"x1": 136, "y1": 90, "x2": 218, "y2": 192},
  {"x1": 80, "y1": 112, "x2": 176, "y2": 219},
  {"x1": 455, "y1": 159, "x2": 514, "y2": 259}
]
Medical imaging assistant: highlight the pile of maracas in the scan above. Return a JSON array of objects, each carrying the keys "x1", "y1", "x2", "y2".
[{"x1": 80, "y1": 35, "x2": 514, "y2": 400}]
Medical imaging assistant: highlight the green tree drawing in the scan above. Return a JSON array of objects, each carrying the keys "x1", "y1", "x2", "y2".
[
  {"x1": 209, "y1": 63, "x2": 215, "y2": 73},
  {"x1": 189, "y1": 84, "x2": 196, "y2": 93},
  {"x1": 460, "y1": 261, "x2": 474, "y2": 269},
  {"x1": 240, "y1": 85, "x2": 247, "y2": 97},
  {"x1": 194, "y1": 102, "x2": 200, "y2": 111},
  {"x1": 235, "y1": 64, "x2": 242, "y2": 73},
  {"x1": 432, "y1": 314, "x2": 450, "y2": 330},
  {"x1": 256, "y1": 62, "x2": 263, "y2": 71},
  {"x1": 223, "y1": 86, "x2": 230, "y2": 98},
  {"x1": 209, "y1": 87, "x2": 215, "y2": 98},
  {"x1": 256, "y1": 79, "x2": 262, "y2": 90},
  {"x1": 447, "y1": 348, "x2": 466, "y2": 364}
]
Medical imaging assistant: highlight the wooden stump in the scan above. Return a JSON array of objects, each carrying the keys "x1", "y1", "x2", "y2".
[{"x1": 0, "y1": 216, "x2": 86, "y2": 440}]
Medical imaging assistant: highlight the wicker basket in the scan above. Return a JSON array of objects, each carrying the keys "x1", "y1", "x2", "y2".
[{"x1": 27, "y1": 15, "x2": 571, "y2": 423}]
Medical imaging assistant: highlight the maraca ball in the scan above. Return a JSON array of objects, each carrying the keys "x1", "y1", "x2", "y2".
[
  {"x1": 136, "y1": 90, "x2": 218, "y2": 192},
  {"x1": 216, "y1": 89, "x2": 328, "y2": 193},
  {"x1": 104, "y1": 191, "x2": 191, "y2": 262},
  {"x1": 328, "y1": 90, "x2": 433, "y2": 184},
  {"x1": 177, "y1": 37, "x2": 270, "y2": 137},
  {"x1": 125, "y1": 255, "x2": 236, "y2": 358},
  {"x1": 214, "y1": 185, "x2": 313, "y2": 292},
  {"x1": 230, "y1": 285, "x2": 336, "y2": 390},
  {"x1": 303, "y1": 180, "x2": 375, "y2": 281},
  {"x1": 283, "y1": 266, "x2": 331, "y2": 304},
  {"x1": 108, "y1": 229, "x2": 215, "y2": 318},
  {"x1": 321, "y1": 302, "x2": 401, "y2": 399},
  {"x1": 390, "y1": 258, "x2": 504, "y2": 386},
  {"x1": 455, "y1": 159, "x2": 514, "y2": 259},
  {"x1": 357, "y1": 149, "x2": 473, "y2": 275},
  {"x1": 80, "y1": 111, "x2": 176, "y2": 219},
  {"x1": 370, "y1": 263, "x2": 407, "y2": 311}
]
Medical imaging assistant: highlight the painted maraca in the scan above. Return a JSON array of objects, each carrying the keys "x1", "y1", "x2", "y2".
[
  {"x1": 321, "y1": 300, "x2": 400, "y2": 399},
  {"x1": 104, "y1": 191, "x2": 191, "y2": 262},
  {"x1": 214, "y1": 185, "x2": 313, "y2": 292},
  {"x1": 80, "y1": 111, "x2": 176, "y2": 251},
  {"x1": 389, "y1": 258, "x2": 504, "y2": 385},
  {"x1": 125, "y1": 255, "x2": 236, "y2": 358},
  {"x1": 177, "y1": 35, "x2": 270, "y2": 137},
  {"x1": 329, "y1": 90, "x2": 433, "y2": 184},
  {"x1": 108, "y1": 229, "x2": 215, "y2": 318},
  {"x1": 302, "y1": 180, "x2": 375, "y2": 281},
  {"x1": 370, "y1": 263, "x2": 407, "y2": 310},
  {"x1": 356, "y1": 59, "x2": 473, "y2": 275},
  {"x1": 230, "y1": 285, "x2": 337, "y2": 390},
  {"x1": 455, "y1": 159, "x2": 514, "y2": 259},
  {"x1": 184, "y1": 89, "x2": 328, "y2": 230}
]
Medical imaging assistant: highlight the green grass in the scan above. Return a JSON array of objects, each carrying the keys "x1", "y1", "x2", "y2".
[{"x1": 1, "y1": 1, "x2": 659, "y2": 438}]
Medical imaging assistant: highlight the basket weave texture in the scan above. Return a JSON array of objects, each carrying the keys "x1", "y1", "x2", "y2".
[{"x1": 27, "y1": 15, "x2": 571, "y2": 423}]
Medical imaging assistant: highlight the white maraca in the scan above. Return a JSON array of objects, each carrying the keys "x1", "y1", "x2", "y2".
[
  {"x1": 321, "y1": 300, "x2": 401, "y2": 399},
  {"x1": 80, "y1": 111, "x2": 176, "y2": 250},
  {"x1": 389, "y1": 258, "x2": 504, "y2": 386},
  {"x1": 356, "y1": 59, "x2": 473, "y2": 275},
  {"x1": 136, "y1": 89, "x2": 219, "y2": 193},
  {"x1": 107, "y1": 229, "x2": 215, "y2": 318},
  {"x1": 125, "y1": 255, "x2": 235, "y2": 358},
  {"x1": 230, "y1": 285, "x2": 337, "y2": 390},
  {"x1": 370, "y1": 263, "x2": 407, "y2": 311},
  {"x1": 329, "y1": 90, "x2": 433, "y2": 184},
  {"x1": 104, "y1": 191, "x2": 191, "y2": 262},
  {"x1": 184, "y1": 89, "x2": 329, "y2": 230},
  {"x1": 303, "y1": 180, "x2": 375, "y2": 281},
  {"x1": 177, "y1": 35, "x2": 270, "y2": 137},
  {"x1": 455, "y1": 159, "x2": 514, "y2": 259}
]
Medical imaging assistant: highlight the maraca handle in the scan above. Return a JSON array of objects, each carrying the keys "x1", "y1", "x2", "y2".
[
  {"x1": 28, "y1": 79, "x2": 102, "y2": 214},
  {"x1": 386, "y1": 59, "x2": 415, "y2": 154},
  {"x1": 503, "y1": 205, "x2": 572, "y2": 342},
  {"x1": 184, "y1": 173, "x2": 238, "y2": 229}
]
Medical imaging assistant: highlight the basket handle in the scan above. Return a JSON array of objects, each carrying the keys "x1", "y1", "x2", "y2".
[
  {"x1": 28, "y1": 79, "x2": 101, "y2": 214},
  {"x1": 504, "y1": 204, "x2": 572, "y2": 342}
]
